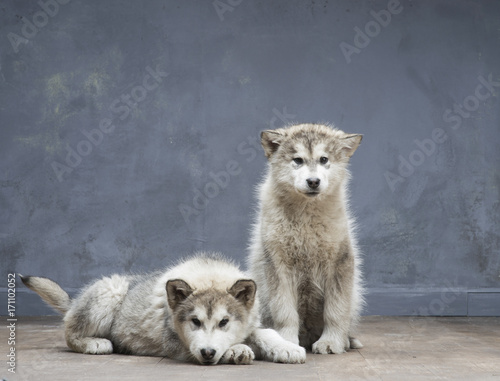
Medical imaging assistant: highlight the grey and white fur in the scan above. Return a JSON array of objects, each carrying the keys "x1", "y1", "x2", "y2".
[
  {"x1": 248, "y1": 123, "x2": 364, "y2": 354},
  {"x1": 21, "y1": 253, "x2": 305, "y2": 365}
]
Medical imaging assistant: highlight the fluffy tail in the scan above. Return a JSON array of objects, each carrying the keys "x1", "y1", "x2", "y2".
[{"x1": 20, "y1": 275, "x2": 71, "y2": 314}]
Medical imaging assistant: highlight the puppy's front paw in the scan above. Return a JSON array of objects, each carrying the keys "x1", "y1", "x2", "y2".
[
  {"x1": 270, "y1": 341, "x2": 306, "y2": 364},
  {"x1": 220, "y1": 344, "x2": 255, "y2": 365},
  {"x1": 83, "y1": 338, "x2": 113, "y2": 354},
  {"x1": 312, "y1": 336, "x2": 348, "y2": 355}
]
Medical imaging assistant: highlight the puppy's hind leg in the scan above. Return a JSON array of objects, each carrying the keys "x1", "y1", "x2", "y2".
[
  {"x1": 65, "y1": 331, "x2": 113, "y2": 354},
  {"x1": 64, "y1": 311, "x2": 113, "y2": 354},
  {"x1": 63, "y1": 275, "x2": 129, "y2": 355}
]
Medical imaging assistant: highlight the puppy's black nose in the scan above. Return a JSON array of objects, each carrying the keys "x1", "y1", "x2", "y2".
[
  {"x1": 201, "y1": 348, "x2": 216, "y2": 360},
  {"x1": 306, "y1": 178, "x2": 321, "y2": 189}
]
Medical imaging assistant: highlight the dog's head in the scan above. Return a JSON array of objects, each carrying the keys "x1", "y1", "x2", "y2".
[
  {"x1": 166, "y1": 278, "x2": 256, "y2": 365},
  {"x1": 261, "y1": 124, "x2": 362, "y2": 198}
]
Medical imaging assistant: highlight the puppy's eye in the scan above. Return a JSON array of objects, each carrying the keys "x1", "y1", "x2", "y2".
[
  {"x1": 219, "y1": 318, "x2": 229, "y2": 328},
  {"x1": 192, "y1": 318, "x2": 201, "y2": 327},
  {"x1": 293, "y1": 158, "x2": 304, "y2": 165},
  {"x1": 320, "y1": 157, "x2": 328, "y2": 164}
]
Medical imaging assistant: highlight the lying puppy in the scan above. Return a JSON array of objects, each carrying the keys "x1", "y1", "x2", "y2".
[{"x1": 22, "y1": 253, "x2": 305, "y2": 365}]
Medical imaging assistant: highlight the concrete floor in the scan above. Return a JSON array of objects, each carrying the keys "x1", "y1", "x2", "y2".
[{"x1": 1, "y1": 316, "x2": 499, "y2": 381}]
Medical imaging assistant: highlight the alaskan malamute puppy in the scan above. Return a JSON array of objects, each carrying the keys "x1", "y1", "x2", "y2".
[
  {"x1": 248, "y1": 123, "x2": 364, "y2": 354},
  {"x1": 22, "y1": 253, "x2": 305, "y2": 364}
]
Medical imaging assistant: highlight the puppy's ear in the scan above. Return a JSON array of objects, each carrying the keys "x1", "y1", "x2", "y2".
[
  {"x1": 166, "y1": 279, "x2": 193, "y2": 310},
  {"x1": 261, "y1": 130, "x2": 284, "y2": 158},
  {"x1": 341, "y1": 134, "x2": 363, "y2": 158},
  {"x1": 228, "y1": 279, "x2": 257, "y2": 309}
]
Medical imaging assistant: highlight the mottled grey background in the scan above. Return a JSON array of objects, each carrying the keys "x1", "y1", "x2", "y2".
[{"x1": 1, "y1": 0, "x2": 499, "y2": 316}]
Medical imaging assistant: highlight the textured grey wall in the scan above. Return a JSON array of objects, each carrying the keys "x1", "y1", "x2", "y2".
[{"x1": 1, "y1": 0, "x2": 499, "y2": 316}]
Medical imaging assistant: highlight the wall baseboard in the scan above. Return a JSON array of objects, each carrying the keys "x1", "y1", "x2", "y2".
[{"x1": 364, "y1": 288, "x2": 500, "y2": 316}]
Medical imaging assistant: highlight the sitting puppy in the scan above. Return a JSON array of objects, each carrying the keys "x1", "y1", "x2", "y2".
[
  {"x1": 249, "y1": 124, "x2": 364, "y2": 354},
  {"x1": 22, "y1": 253, "x2": 305, "y2": 365}
]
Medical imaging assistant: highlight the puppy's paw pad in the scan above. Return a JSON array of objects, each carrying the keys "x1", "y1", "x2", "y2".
[{"x1": 222, "y1": 344, "x2": 255, "y2": 365}]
